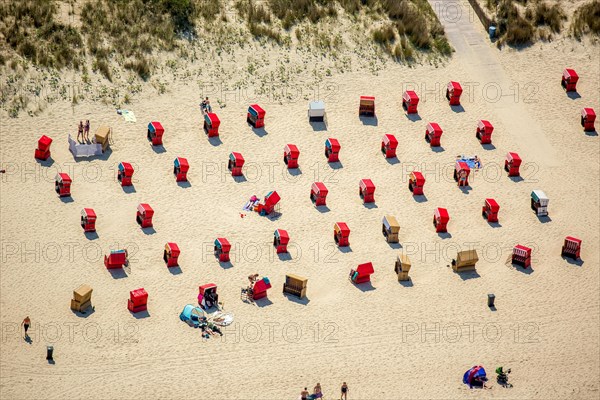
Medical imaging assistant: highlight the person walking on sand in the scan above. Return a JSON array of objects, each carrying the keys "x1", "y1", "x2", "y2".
[
  {"x1": 340, "y1": 382, "x2": 348, "y2": 400},
  {"x1": 77, "y1": 121, "x2": 84, "y2": 142},
  {"x1": 21, "y1": 316, "x2": 31, "y2": 338},
  {"x1": 84, "y1": 120, "x2": 90, "y2": 142}
]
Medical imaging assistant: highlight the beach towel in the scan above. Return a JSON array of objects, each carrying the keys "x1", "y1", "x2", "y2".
[
  {"x1": 243, "y1": 197, "x2": 260, "y2": 211},
  {"x1": 457, "y1": 156, "x2": 482, "y2": 169},
  {"x1": 117, "y1": 109, "x2": 137, "y2": 123},
  {"x1": 209, "y1": 312, "x2": 234, "y2": 326}
]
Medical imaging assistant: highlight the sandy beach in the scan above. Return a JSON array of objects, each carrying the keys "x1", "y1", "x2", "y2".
[{"x1": 1, "y1": 0, "x2": 599, "y2": 398}]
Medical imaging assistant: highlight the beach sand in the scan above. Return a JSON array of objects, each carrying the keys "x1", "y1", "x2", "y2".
[{"x1": 1, "y1": 3, "x2": 599, "y2": 398}]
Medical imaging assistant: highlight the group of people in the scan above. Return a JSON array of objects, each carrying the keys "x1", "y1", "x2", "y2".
[
  {"x1": 300, "y1": 382, "x2": 348, "y2": 400},
  {"x1": 77, "y1": 120, "x2": 91, "y2": 143},
  {"x1": 198, "y1": 316, "x2": 223, "y2": 339}
]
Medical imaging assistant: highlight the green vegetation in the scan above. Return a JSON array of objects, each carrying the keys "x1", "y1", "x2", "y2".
[
  {"x1": 0, "y1": 0, "x2": 451, "y2": 78},
  {"x1": 486, "y1": 0, "x2": 572, "y2": 46},
  {"x1": 0, "y1": 1, "x2": 84, "y2": 69},
  {"x1": 571, "y1": 0, "x2": 600, "y2": 38},
  {"x1": 528, "y1": 1, "x2": 565, "y2": 33},
  {"x1": 494, "y1": 0, "x2": 535, "y2": 46}
]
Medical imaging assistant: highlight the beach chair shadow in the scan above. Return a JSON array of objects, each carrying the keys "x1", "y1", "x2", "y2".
[
  {"x1": 142, "y1": 227, "x2": 156, "y2": 235},
  {"x1": 406, "y1": 113, "x2": 422, "y2": 122},
  {"x1": 457, "y1": 270, "x2": 480, "y2": 280},
  {"x1": 267, "y1": 212, "x2": 282, "y2": 221},
  {"x1": 208, "y1": 136, "x2": 222, "y2": 147},
  {"x1": 354, "y1": 281, "x2": 376, "y2": 292},
  {"x1": 130, "y1": 310, "x2": 150, "y2": 319},
  {"x1": 399, "y1": 278, "x2": 414, "y2": 287},
  {"x1": 309, "y1": 121, "x2": 327, "y2": 131},
  {"x1": 509, "y1": 175, "x2": 524, "y2": 183},
  {"x1": 72, "y1": 307, "x2": 96, "y2": 318},
  {"x1": 59, "y1": 196, "x2": 74, "y2": 204},
  {"x1": 487, "y1": 221, "x2": 502, "y2": 228},
  {"x1": 438, "y1": 232, "x2": 452, "y2": 239},
  {"x1": 177, "y1": 181, "x2": 192, "y2": 188},
  {"x1": 363, "y1": 202, "x2": 378, "y2": 209},
  {"x1": 288, "y1": 168, "x2": 302, "y2": 176},
  {"x1": 413, "y1": 195, "x2": 428, "y2": 203},
  {"x1": 387, "y1": 242, "x2": 402, "y2": 249},
  {"x1": 450, "y1": 105, "x2": 465, "y2": 113},
  {"x1": 330, "y1": 161, "x2": 343, "y2": 169},
  {"x1": 386, "y1": 157, "x2": 400, "y2": 165},
  {"x1": 566, "y1": 91, "x2": 581, "y2": 100},
  {"x1": 219, "y1": 261, "x2": 233, "y2": 269},
  {"x1": 584, "y1": 129, "x2": 598, "y2": 137},
  {"x1": 168, "y1": 266, "x2": 183, "y2": 275},
  {"x1": 233, "y1": 175, "x2": 247, "y2": 183},
  {"x1": 277, "y1": 252, "x2": 292, "y2": 261},
  {"x1": 431, "y1": 146, "x2": 445, "y2": 153},
  {"x1": 252, "y1": 127, "x2": 268, "y2": 137},
  {"x1": 35, "y1": 157, "x2": 55, "y2": 167},
  {"x1": 316, "y1": 205, "x2": 330, "y2": 213},
  {"x1": 84, "y1": 231, "x2": 99, "y2": 240},
  {"x1": 459, "y1": 185, "x2": 472, "y2": 194},
  {"x1": 339, "y1": 246, "x2": 352, "y2": 253},
  {"x1": 513, "y1": 264, "x2": 534, "y2": 274},
  {"x1": 359, "y1": 115, "x2": 378, "y2": 126},
  {"x1": 284, "y1": 293, "x2": 310, "y2": 305},
  {"x1": 482, "y1": 143, "x2": 496, "y2": 151},
  {"x1": 562, "y1": 256, "x2": 584, "y2": 267},
  {"x1": 122, "y1": 185, "x2": 136, "y2": 194},
  {"x1": 151, "y1": 145, "x2": 166, "y2": 154},
  {"x1": 108, "y1": 268, "x2": 128, "y2": 279},
  {"x1": 536, "y1": 215, "x2": 552, "y2": 223},
  {"x1": 255, "y1": 298, "x2": 273, "y2": 308}
]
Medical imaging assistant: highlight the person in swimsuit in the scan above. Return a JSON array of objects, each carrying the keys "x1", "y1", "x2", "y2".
[
  {"x1": 84, "y1": 120, "x2": 90, "y2": 142},
  {"x1": 301, "y1": 387, "x2": 309, "y2": 400},
  {"x1": 313, "y1": 383, "x2": 323, "y2": 399},
  {"x1": 22, "y1": 316, "x2": 31, "y2": 338},
  {"x1": 340, "y1": 382, "x2": 348, "y2": 400},
  {"x1": 248, "y1": 273, "x2": 259, "y2": 285},
  {"x1": 77, "y1": 121, "x2": 84, "y2": 142}
]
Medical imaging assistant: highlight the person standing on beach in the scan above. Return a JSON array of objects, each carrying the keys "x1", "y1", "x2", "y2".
[
  {"x1": 21, "y1": 316, "x2": 31, "y2": 338},
  {"x1": 84, "y1": 120, "x2": 90, "y2": 142},
  {"x1": 300, "y1": 387, "x2": 309, "y2": 400},
  {"x1": 340, "y1": 382, "x2": 348, "y2": 400},
  {"x1": 77, "y1": 121, "x2": 84, "y2": 142},
  {"x1": 313, "y1": 383, "x2": 323, "y2": 399}
]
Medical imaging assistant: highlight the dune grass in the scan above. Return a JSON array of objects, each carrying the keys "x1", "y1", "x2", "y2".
[
  {"x1": 0, "y1": 0, "x2": 455, "y2": 116},
  {"x1": 486, "y1": 0, "x2": 570, "y2": 45},
  {"x1": 571, "y1": 0, "x2": 600, "y2": 38},
  {"x1": 0, "y1": 1, "x2": 84, "y2": 70}
]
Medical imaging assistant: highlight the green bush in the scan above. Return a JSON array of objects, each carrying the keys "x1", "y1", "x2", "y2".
[
  {"x1": 0, "y1": 0, "x2": 84, "y2": 69},
  {"x1": 532, "y1": 1, "x2": 565, "y2": 33},
  {"x1": 95, "y1": 59, "x2": 112, "y2": 81},
  {"x1": 505, "y1": 17, "x2": 535, "y2": 45},
  {"x1": 572, "y1": 0, "x2": 600, "y2": 38},
  {"x1": 249, "y1": 23, "x2": 284, "y2": 44},
  {"x1": 125, "y1": 57, "x2": 151, "y2": 80},
  {"x1": 372, "y1": 25, "x2": 396, "y2": 44}
]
